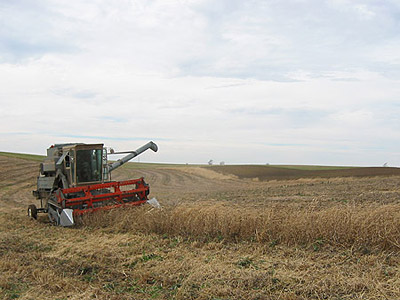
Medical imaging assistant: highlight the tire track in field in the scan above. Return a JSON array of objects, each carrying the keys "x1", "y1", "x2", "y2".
[
  {"x1": 113, "y1": 167, "x2": 211, "y2": 190},
  {"x1": 111, "y1": 166, "x2": 243, "y2": 206}
]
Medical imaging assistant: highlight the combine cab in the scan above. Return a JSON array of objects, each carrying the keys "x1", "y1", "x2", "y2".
[{"x1": 29, "y1": 141, "x2": 158, "y2": 226}]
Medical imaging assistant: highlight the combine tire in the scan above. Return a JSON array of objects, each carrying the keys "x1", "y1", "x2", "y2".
[{"x1": 28, "y1": 204, "x2": 37, "y2": 220}]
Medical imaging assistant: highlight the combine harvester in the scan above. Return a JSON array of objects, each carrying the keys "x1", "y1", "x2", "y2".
[{"x1": 29, "y1": 141, "x2": 158, "y2": 226}]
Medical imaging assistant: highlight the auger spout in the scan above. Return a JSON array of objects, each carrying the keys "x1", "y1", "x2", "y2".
[{"x1": 108, "y1": 141, "x2": 158, "y2": 172}]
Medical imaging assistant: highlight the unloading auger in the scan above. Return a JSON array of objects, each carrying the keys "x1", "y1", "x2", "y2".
[{"x1": 29, "y1": 141, "x2": 158, "y2": 226}]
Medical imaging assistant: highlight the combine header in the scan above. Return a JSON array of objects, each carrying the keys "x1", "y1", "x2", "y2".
[{"x1": 29, "y1": 141, "x2": 158, "y2": 226}]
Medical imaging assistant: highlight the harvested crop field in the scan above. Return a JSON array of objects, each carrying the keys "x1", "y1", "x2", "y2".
[
  {"x1": 210, "y1": 164, "x2": 400, "y2": 181},
  {"x1": 1, "y1": 153, "x2": 400, "y2": 299}
]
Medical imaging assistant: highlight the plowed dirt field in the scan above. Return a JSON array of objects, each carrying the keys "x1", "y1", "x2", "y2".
[{"x1": 1, "y1": 154, "x2": 400, "y2": 299}]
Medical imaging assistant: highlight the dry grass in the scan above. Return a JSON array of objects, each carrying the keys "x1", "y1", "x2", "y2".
[
  {"x1": 179, "y1": 167, "x2": 238, "y2": 180},
  {"x1": 2, "y1": 154, "x2": 400, "y2": 299},
  {"x1": 81, "y1": 202, "x2": 400, "y2": 252}
]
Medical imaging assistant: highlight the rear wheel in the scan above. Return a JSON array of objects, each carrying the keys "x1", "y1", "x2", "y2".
[{"x1": 28, "y1": 204, "x2": 37, "y2": 219}]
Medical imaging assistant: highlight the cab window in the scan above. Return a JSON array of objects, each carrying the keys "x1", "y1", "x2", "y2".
[{"x1": 76, "y1": 149, "x2": 102, "y2": 183}]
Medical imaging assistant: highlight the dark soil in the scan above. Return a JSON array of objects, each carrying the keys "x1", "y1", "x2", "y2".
[{"x1": 209, "y1": 165, "x2": 400, "y2": 181}]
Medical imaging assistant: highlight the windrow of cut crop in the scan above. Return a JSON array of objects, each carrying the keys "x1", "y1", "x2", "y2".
[{"x1": 80, "y1": 203, "x2": 400, "y2": 251}]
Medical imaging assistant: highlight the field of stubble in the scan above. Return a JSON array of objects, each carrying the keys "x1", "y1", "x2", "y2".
[{"x1": 1, "y1": 153, "x2": 400, "y2": 299}]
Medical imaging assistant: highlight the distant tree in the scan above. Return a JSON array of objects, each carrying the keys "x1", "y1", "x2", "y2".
[
  {"x1": 220, "y1": 161, "x2": 225, "y2": 166},
  {"x1": 208, "y1": 159, "x2": 213, "y2": 165}
]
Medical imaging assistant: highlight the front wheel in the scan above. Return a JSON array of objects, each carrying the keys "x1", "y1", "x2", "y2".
[{"x1": 28, "y1": 204, "x2": 37, "y2": 219}]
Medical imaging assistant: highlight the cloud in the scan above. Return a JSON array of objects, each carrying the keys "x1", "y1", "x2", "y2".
[
  {"x1": 2, "y1": 0, "x2": 399, "y2": 78},
  {"x1": 0, "y1": 0, "x2": 400, "y2": 165},
  {"x1": 0, "y1": 1, "x2": 79, "y2": 62}
]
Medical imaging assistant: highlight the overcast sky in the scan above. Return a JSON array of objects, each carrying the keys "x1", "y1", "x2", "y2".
[{"x1": 1, "y1": 0, "x2": 400, "y2": 165}]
